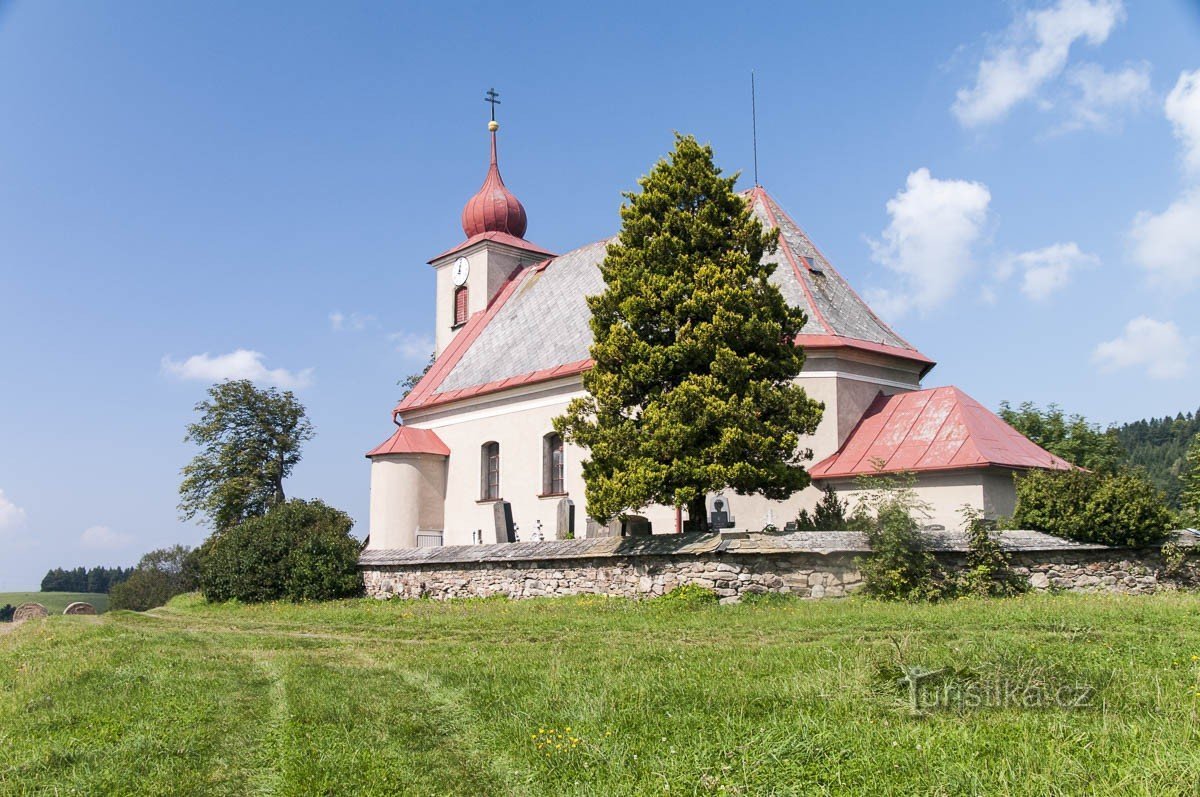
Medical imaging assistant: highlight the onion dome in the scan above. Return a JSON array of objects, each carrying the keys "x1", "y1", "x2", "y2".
[{"x1": 461, "y1": 121, "x2": 528, "y2": 239}]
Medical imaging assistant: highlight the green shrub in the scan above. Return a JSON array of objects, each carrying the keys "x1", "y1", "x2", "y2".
[
  {"x1": 657, "y1": 584, "x2": 719, "y2": 608},
  {"x1": 957, "y1": 506, "x2": 1027, "y2": 598},
  {"x1": 111, "y1": 544, "x2": 201, "y2": 611},
  {"x1": 859, "y1": 503, "x2": 947, "y2": 602},
  {"x1": 796, "y1": 484, "x2": 851, "y2": 531},
  {"x1": 0, "y1": 604, "x2": 13, "y2": 622},
  {"x1": 199, "y1": 499, "x2": 362, "y2": 603},
  {"x1": 1013, "y1": 468, "x2": 1172, "y2": 547}
]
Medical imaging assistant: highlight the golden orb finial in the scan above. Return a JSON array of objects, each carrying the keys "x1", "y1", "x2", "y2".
[{"x1": 488, "y1": 120, "x2": 499, "y2": 132}]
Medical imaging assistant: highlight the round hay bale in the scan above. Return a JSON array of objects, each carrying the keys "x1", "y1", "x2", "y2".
[
  {"x1": 13, "y1": 603, "x2": 49, "y2": 622},
  {"x1": 63, "y1": 601, "x2": 97, "y2": 616}
]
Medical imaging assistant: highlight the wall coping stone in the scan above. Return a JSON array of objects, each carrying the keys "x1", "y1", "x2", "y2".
[{"x1": 359, "y1": 529, "x2": 1198, "y2": 568}]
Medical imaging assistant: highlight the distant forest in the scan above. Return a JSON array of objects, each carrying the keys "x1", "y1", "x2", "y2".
[
  {"x1": 40, "y1": 566, "x2": 133, "y2": 594},
  {"x1": 1114, "y1": 408, "x2": 1200, "y2": 508}
]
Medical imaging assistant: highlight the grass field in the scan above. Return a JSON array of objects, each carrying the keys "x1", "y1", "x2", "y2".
[
  {"x1": 1, "y1": 592, "x2": 1199, "y2": 796},
  {"x1": 0, "y1": 591, "x2": 109, "y2": 615}
]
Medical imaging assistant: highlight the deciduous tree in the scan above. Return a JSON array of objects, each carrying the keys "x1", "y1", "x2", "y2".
[{"x1": 179, "y1": 380, "x2": 314, "y2": 531}]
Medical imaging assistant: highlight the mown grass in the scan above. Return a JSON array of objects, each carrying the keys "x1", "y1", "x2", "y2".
[
  {"x1": 0, "y1": 592, "x2": 109, "y2": 615},
  {"x1": 1, "y1": 592, "x2": 1199, "y2": 796}
]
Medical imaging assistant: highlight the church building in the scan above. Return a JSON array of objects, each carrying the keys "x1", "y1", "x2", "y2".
[{"x1": 364, "y1": 120, "x2": 1071, "y2": 549}]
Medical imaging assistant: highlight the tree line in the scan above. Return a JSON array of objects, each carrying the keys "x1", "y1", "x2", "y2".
[{"x1": 40, "y1": 565, "x2": 133, "y2": 593}]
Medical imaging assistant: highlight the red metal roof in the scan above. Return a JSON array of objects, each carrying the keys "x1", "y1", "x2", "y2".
[
  {"x1": 428, "y1": 230, "x2": 554, "y2": 264},
  {"x1": 365, "y1": 426, "x2": 450, "y2": 458},
  {"x1": 810, "y1": 386, "x2": 1074, "y2": 479},
  {"x1": 462, "y1": 128, "x2": 528, "y2": 239}
]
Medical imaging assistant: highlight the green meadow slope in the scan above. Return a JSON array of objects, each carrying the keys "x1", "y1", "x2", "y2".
[
  {"x1": 1, "y1": 593, "x2": 1199, "y2": 796},
  {"x1": 0, "y1": 592, "x2": 109, "y2": 614}
]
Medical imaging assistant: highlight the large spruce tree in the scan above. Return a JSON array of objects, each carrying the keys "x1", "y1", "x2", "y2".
[
  {"x1": 1182, "y1": 433, "x2": 1200, "y2": 515},
  {"x1": 554, "y1": 134, "x2": 823, "y2": 528}
]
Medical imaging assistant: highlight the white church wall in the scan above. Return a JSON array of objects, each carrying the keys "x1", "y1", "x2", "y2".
[{"x1": 826, "y1": 470, "x2": 988, "y2": 532}]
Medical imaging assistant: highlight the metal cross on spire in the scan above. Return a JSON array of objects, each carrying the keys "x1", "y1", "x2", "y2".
[{"x1": 485, "y1": 87, "x2": 501, "y2": 121}]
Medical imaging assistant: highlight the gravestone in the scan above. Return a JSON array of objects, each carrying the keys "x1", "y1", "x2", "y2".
[
  {"x1": 585, "y1": 517, "x2": 621, "y2": 539},
  {"x1": 709, "y1": 498, "x2": 731, "y2": 530},
  {"x1": 63, "y1": 601, "x2": 97, "y2": 616},
  {"x1": 13, "y1": 603, "x2": 49, "y2": 623},
  {"x1": 555, "y1": 498, "x2": 575, "y2": 540},
  {"x1": 622, "y1": 515, "x2": 652, "y2": 537},
  {"x1": 492, "y1": 501, "x2": 516, "y2": 543}
]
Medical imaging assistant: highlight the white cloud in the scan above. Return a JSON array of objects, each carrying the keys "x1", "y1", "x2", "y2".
[
  {"x1": 388, "y1": 332, "x2": 435, "y2": 361},
  {"x1": 1059, "y1": 61, "x2": 1151, "y2": 132},
  {"x1": 868, "y1": 168, "x2": 992, "y2": 317},
  {"x1": 161, "y1": 349, "x2": 314, "y2": 389},
  {"x1": 1165, "y1": 69, "x2": 1200, "y2": 174},
  {"x1": 1130, "y1": 188, "x2": 1200, "y2": 289},
  {"x1": 953, "y1": 0, "x2": 1125, "y2": 128},
  {"x1": 329, "y1": 311, "x2": 375, "y2": 332},
  {"x1": 1092, "y1": 316, "x2": 1189, "y2": 379},
  {"x1": 80, "y1": 525, "x2": 133, "y2": 550},
  {"x1": 0, "y1": 489, "x2": 27, "y2": 534},
  {"x1": 996, "y1": 242, "x2": 1099, "y2": 300}
]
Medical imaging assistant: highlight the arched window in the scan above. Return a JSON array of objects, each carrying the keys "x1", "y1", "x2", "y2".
[
  {"x1": 453, "y1": 286, "x2": 469, "y2": 326},
  {"x1": 481, "y1": 441, "x2": 500, "y2": 500},
  {"x1": 542, "y1": 432, "x2": 565, "y2": 495}
]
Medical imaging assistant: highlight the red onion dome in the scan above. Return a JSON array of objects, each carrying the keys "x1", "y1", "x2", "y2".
[{"x1": 461, "y1": 122, "x2": 528, "y2": 239}]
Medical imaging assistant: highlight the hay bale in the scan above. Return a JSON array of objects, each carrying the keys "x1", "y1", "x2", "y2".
[
  {"x1": 13, "y1": 603, "x2": 49, "y2": 622},
  {"x1": 63, "y1": 601, "x2": 97, "y2": 616}
]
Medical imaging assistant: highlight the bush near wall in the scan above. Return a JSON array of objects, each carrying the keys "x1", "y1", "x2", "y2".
[
  {"x1": 1013, "y1": 468, "x2": 1172, "y2": 547},
  {"x1": 199, "y1": 499, "x2": 362, "y2": 603}
]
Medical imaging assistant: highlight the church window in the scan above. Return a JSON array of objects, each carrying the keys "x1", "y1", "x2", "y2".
[
  {"x1": 542, "y1": 433, "x2": 565, "y2": 495},
  {"x1": 453, "y1": 286, "x2": 468, "y2": 326},
  {"x1": 481, "y1": 441, "x2": 500, "y2": 500}
]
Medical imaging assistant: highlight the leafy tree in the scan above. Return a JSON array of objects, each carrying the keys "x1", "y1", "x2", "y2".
[
  {"x1": 998, "y1": 401, "x2": 1124, "y2": 473},
  {"x1": 554, "y1": 134, "x2": 823, "y2": 528},
  {"x1": 199, "y1": 499, "x2": 362, "y2": 603},
  {"x1": 1012, "y1": 468, "x2": 1171, "y2": 547},
  {"x1": 1181, "y1": 432, "x2": 1200, "y2": 515},
  {"x1": 400, "y1": 352, "x2": 435, "y2": 399},
  {"x1": 179, "y1": 380, "x2": 315, "y2": 531},
  {"x1": 796, "y1": 484, "x2": 851, "y2": 531}
]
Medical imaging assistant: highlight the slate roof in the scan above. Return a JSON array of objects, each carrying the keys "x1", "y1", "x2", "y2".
[
  {"x1": 810, "y1": 386, "x2": 1075, "y2": 478},
  {"x1": 397, "y1": 187, "x2": 931, "y2": 415},
  {"x1": 357, "y1": 528, "x2": 1164, "y2": 568}
]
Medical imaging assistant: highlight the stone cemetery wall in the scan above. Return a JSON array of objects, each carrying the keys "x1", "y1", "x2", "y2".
[{"x1": 360, "y1": 531, "x2": 1199, "y2": 604}]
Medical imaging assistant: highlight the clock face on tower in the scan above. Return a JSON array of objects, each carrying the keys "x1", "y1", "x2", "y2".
[{"x1": 452, "y1": 257, "x2": 470, "y2": 287}]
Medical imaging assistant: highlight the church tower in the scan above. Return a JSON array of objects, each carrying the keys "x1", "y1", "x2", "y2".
[{"x1": 428, "y1": 110, "x2": 553, "y2": 357}]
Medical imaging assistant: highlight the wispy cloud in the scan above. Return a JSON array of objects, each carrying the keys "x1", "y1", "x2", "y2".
[
  {"x1": 329, "y1": 311, "x2": 376, "y2": 332},
  {"x1": 161, "y1": 349, "x2": 314, "y2": 389},
  {"x1": 953, "y1": 0, "x2": 1125, "y2": 128},
  {"x1": 80, "y1": 525, "x2": 133, "y2": 550},
  {"x1": 1092, "y1": 316, "x2": 1189, "y2": 379},
  {"x1": 1057, "y1": 61, "x2": 1151, "y2": 133},
  {"x1": 388, "y1": 332, "x2": 434, "y2": 361},
  {"x1": 1165, "y1": 69, "x2": 1200, "y2": 174},
  {"x1": 868, "y1": 168, "x2": 991, "y2": 317},
  {"x1": 0, "y1": 489, "x2": 27, "y2": 535},
  {"x1": 996, "y1": 242, "x2": 1099, "y2": 300}
]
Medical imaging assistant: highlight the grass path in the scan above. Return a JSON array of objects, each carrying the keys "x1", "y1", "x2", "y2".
[{"x1": 2, "y1": 592, "x2": 1200, "y2": 795}]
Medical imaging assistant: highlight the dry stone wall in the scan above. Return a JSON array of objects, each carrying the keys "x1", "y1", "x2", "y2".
[{"x1": 361, "y1": 531, "x2": 1199, "y2": 603}]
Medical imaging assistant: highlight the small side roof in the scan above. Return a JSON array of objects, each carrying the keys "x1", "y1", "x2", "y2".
[
  {"x1": 365, "y1": 426, "x2": 450, "y2": 458},
  {"x1": 810, "y1": 386, "x2": 1075, "y2": 478}
]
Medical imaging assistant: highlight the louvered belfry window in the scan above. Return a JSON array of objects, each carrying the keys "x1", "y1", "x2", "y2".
[{"x1": 453, "y1": 286, "x2": 468, "y2": 326}]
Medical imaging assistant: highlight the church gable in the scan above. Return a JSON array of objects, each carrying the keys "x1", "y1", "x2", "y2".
[{"x1": 398, "y1": 188, "x2": 932, "y2": 415}]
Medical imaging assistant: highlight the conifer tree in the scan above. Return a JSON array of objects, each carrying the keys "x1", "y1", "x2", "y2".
[
  {"x1": 554, "y1": 135, "x2": 823, "y2": 528},
  {"x1": 1182, "y1": 432, "x2": 1200, "y2": 514}
]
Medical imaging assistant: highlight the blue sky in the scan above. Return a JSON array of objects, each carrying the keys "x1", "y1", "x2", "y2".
[{"x1": 1, "y1": 1, "x2": 1198, "y2": 589}]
